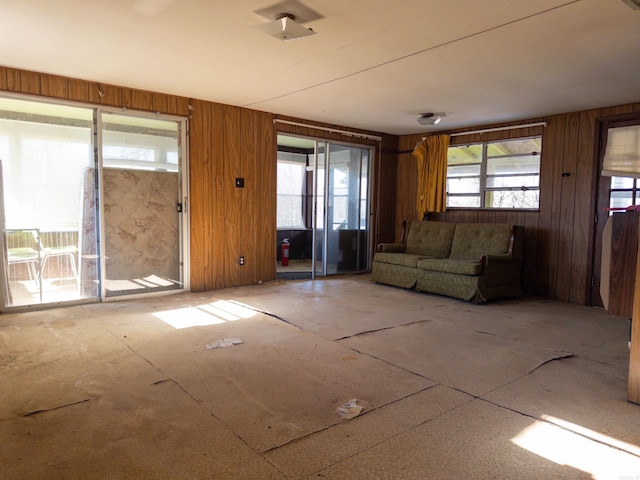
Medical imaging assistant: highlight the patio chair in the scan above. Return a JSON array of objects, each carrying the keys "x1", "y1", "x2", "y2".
[
  {"x1": 39, "y1": 232, "x2": 79, "y2": 285},
  {"x1": 6, "y1": 229, "x2": 41, "y2": 284}
]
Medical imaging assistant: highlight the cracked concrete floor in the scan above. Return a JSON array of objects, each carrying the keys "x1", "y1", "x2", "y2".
[{"x1": 1, "y1": 274, "x2": 639, "y2": 479}]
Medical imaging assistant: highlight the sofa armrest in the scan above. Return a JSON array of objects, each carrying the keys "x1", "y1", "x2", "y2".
[
  {"x1": 480, "y1": 253, "x2": 522, "y2": 286},
  {"x1": 479, "y1": 253, "x2": 519, "y2": 272},
  {"x1": 484, "y1": 253, "x2": 518, "y2": 264},
  {"x1": 376, "y1": 243, "x2": 406, "y2": 253}
]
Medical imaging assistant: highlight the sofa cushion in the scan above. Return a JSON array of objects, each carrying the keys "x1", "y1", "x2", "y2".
[
  {"x1": 449, "y1": 223, "x2": 511, "y2": 260},
  {"x1": 374, "y1": 252, "x2": 431, "y2": 268},
  {"x1": 405, "y1": 221, "x2": 456, "y2": 258},
  {"x1": 417, "y1": 258, "x2": 483, "y2": 275}
]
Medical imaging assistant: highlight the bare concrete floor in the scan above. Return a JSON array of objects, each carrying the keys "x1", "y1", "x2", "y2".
[{"x1": 1, "y1": 274, "x2": 639, "y2": 479}]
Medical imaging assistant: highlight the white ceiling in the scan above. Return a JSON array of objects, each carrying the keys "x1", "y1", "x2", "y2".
[{"x1": 1, "y1": 0, "x2": 639, "y2": 135}]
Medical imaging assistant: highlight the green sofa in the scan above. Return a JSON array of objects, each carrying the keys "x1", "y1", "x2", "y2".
[{"x1": 371, "y1": 221, "x2": 523, "y2": 303}]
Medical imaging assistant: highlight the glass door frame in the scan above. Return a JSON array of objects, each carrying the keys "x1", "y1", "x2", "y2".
[
  {"x1": 96, "y1": 107, "x2": 190, "y2": 301},
  {"x1": 312, "y1": 140, "x2": 326, "y2": 278},
  {"x1": 309, "y1": 138, "x2": 373, "y2": 279},
  {"x1": 0, "y1": 93, "x2": 100, "y2": 311},
  {"x1": 591, "y1": 112, "x2": 640, "y2": 306},
  {"x1": 0, "y1": 93, "x2": 190, "y2": 312}
]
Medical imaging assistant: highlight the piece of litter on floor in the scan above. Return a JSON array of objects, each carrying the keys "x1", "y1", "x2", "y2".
[
  {"x1": 336, "y1": 399, "x2": 363, "y2": 420},
  {"x1": 206, "y1": 337, "x2": 244, "y2": 349}
]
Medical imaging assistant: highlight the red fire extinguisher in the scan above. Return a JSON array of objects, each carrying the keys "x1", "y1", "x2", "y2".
[{"x1": 281, "y1": 239, "x2": 290, "y2": 267}]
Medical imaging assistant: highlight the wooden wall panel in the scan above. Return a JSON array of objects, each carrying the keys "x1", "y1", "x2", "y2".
[
  {"x1": 6, "y1": 69, "x2": 20, "y2": 92},
  {"x1": 40, "y1": 74, "x2": 68, "y2": 99},
  {"x1": 240, "y1": 108, "x2": 256, "y2": 284},
  {"x1": 257, "y1": 110, "x2": 276, "y2": 282},
  {"x1": 555, "y1": 114, "x2": 578, "y2": 302},
  {"x1": 376, "y1": 135, "x2": 398, "y2": 245},
  {"x1": 210, "y1": 103, "x2": 226, "y2": 290},
  {"x1": 175, "y1": 97, "x2": 190, "y2": 117},
  {"x1": 395, "y1": 135, "x2": 420, "y2": 240},
  {"x1": 131, "y1": 89, "x2": 154, "y2": 111},
  {"x1": 68, "y1": 79, "x2": 90, "y2": 103},
  {"x1": 572, "y1": 108, "x2": 600, "y2": 304},
  {"x1": 93, "y1": 83, "x2": 121, "y2": 106},
  {"x1": 121, "y1": 88, "x2": 132, "y2": 109},
  {"x1": 153, "y1": 93, "x2": 169, "y2": 114},
  {"x1": 223, "y1": 105, "x2": 242, "y2": 287},
  {"x1": 188, "y1": 99, "x2": 206, "y2": 291},
  {"x1": 19, "y1": 71, "x2": 40, "y2": 94}
]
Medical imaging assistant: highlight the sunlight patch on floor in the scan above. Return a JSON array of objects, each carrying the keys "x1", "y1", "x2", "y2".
[
  {"x1": 512, "y1": 415, "x2": 640, "y2": 479},
  {"x1": 153, "y1": 299, "x2": 258, "y2": 329}
]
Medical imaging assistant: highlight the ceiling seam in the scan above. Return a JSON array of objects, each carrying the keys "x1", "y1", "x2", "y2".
[{"x1": 243, "y1": 0, "x2": 581, "y2": 108}]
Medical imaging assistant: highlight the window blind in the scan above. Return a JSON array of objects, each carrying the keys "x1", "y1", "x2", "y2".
[{"x1": 602, "y1": 125, "x2": 640, "y2": 178}]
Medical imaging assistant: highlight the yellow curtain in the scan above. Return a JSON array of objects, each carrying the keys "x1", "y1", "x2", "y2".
[{"x1": 412, "y1": 134, "x2": 450, "y2": 218}]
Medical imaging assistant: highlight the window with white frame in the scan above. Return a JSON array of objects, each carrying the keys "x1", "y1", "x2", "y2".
[
  {"x1": 609, "y1": 176, "x2": 640, "y2": 210},
  {"x1": 446, "y1": 136, "x2": 542, "y2": 209},
  {"x1": 277, "y1": 153, "x2": 307, "y2": 229}
]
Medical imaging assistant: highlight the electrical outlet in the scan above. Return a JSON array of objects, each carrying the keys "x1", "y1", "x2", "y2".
[{"x1": 239, "y1": 256, "x2": 245, "y2": 266}]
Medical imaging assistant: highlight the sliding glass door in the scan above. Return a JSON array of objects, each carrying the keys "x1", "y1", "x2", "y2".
[
  {"x1": 313, "y1": 141, "x2": 327, "y2": 277},
  {"x1": 100, "y1": 112, "x2": 185, "y2": 297},
  {"x1": 316, "y1": 143, "x2": 370, "y2": 276},
  {"x1": 0, "y1": 96, "x2": 188, "y2": 310},
  {"x1": 0, "y1": 97, "x2": 98, "y2": 307},
  {"x1": 277, "y1": 135, "x2": 372, "y2": 279},
  {"x1": 324, "y1": 143, "x2": 370, "y2": 274}
]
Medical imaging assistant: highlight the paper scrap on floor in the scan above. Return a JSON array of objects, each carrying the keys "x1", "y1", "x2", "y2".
[
  {"x1": 206, "y1": 338, "x2": 244, "y2": 349},
  {"x1": 337, "y1": 399, "x2": 363, "y2": 419}
]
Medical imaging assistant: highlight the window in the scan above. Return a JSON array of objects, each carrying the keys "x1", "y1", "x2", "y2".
[
  {"x1": 277, "y1": 153, "x2": 306, "y2": 229},
  {"x1": 446, "y1": 136, "x2": 542, "y2": 209},
  {"x1": 601, "y1": 124, "x2": 640, "y2": 178},
  {"x1": 0, "y1": 99, "x2": 94, "y2": 230},
  {"x1": 609, "y1": 176, "x2": 640, "y2": 210},
  {"x1": 101, "y1": 113, "x2": 179, "y2": 172}
]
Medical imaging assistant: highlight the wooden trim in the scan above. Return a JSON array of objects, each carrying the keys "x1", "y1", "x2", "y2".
[{"x1": 400, "y1": 220, "x2": 408, "y2": 244}]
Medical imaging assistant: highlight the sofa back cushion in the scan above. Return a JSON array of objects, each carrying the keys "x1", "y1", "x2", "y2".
[
  {"x1": 449, "y1": 223, "x2": 512, "y2": 260},
  {"x1": 405, "y1": 221, "x2": 456, "y2": 258}
]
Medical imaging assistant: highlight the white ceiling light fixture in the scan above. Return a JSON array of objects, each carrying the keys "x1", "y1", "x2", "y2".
[
  {"x1": 255, "y1": 12, "x2": 316, "y2": 41},
  {"x1": 417, "y1": 113, "x2": 445, "y2": 126}
]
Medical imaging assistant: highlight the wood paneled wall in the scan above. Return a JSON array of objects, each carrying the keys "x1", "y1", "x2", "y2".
[
  {"x1": 396, "y1": 101, "x2": 640, "y2": 305},
  {"x1": 189, "y1": 101, "x2": 276, "y2": 291},
  {"x1": 10, "y1": 65, "x2": 638, "y2": 304},
  {"x1": 0, "y1": 66, "x2": 397, "y2": 292}
]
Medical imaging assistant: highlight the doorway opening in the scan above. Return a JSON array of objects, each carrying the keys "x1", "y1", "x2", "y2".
[
  {"x1": 276, "y1": 134, "x2": 372, "y2": 280},
  {"x1": 592, "y1": 113, "x2": 640, "y2": 307}
]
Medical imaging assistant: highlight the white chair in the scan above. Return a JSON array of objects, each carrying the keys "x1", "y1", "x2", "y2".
[
  {"x1": 38, "y1": 232, "x2": 79, "y2": 285},
  {"x1": 6, "y1": 229, "x2": 41, "y2": 285}
]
